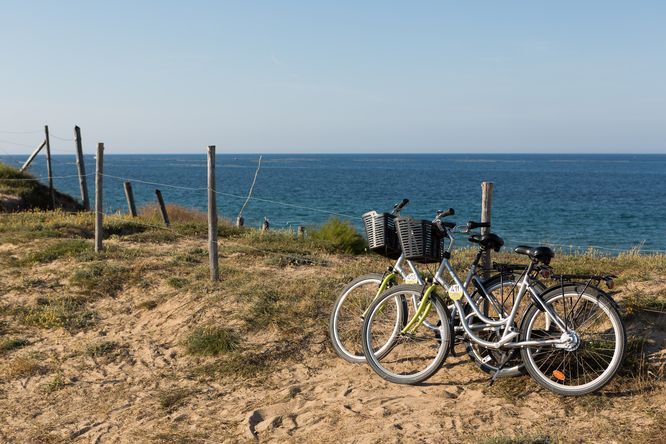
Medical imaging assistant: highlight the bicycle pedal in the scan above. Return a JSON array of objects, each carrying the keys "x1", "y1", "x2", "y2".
[{"x1": 487, "y1": 349, "x2": 516, "y2": 386}]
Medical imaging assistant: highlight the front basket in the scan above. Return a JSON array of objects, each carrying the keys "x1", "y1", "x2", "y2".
[
  {"x1": 362, "y1": 211, "x2": 401, "y2": 259},
  {"x1": 395, "y1": 217, "x2": 444, "y2": 263}
]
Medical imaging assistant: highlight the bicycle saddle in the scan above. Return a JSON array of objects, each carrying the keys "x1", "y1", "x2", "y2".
[
  {"x1": 468, "y1": 233, "x2": 504, "y2": 252},
  {"x1": 514, "y1": 245, "x2": 555, "y2": 265}
]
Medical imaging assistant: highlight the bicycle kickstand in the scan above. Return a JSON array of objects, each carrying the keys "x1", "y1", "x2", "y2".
[{"x1": 488, "y1": 349, "x2": 516, "y2": 386}]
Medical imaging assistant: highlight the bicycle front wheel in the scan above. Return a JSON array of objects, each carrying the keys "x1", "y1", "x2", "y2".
[
  {"x1": 520, "y1": 286, "x2": 625, "y2": 396},
  {"x1": 362, "y1": 284, "x2": 452, "y2": 384}
]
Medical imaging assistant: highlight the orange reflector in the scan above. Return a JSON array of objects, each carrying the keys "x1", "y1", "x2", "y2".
[{"x1": 552, "y1": 370, "x2": 566, "y2": 381}]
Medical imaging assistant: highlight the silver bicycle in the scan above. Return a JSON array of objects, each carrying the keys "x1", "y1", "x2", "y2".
[{"x1": 361, "y1": 210, "x2": 625, "y2": 395}]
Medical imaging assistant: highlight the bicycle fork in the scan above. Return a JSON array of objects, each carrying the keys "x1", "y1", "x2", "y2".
[{"x1": 400, "y1": 283, "x2": 436, "y2": 334}]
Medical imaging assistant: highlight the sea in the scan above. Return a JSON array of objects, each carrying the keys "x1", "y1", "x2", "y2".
[{"x1": 1, "y1": 153, "x2": 665, "y2": 253}]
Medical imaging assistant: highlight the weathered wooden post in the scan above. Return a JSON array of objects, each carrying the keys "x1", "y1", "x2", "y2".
[
  {"x1": 236, "y1": 216, "x2": 244, "y2": 227},
  {"x1": 123, "y1": 182, "x2": 137, "y2": 217},
  {"x1": 207, "y1": 145, "x2": 219, "y2": 281},
  {"x1": 155, "y1": 189, "x2": 170, "y2": 227},
  {"x1": 20, "y1": 140, "x2": 46, "y2": 172},
  {"x1": 297, "y1": 225, "x2": 305, "y2": 239},
  {"x1": 74, "y1": 126, "x2": 90, "y2": 210},
  {"x1": 261, "y1": 217, "x2": 269, "y2": 232},
  {"x1": 95, "y1": 143, "x2": 104, "y2": 253},
  {"x1": 44, "y1": 125, "x2": 55, "y2": 209},
  {"x1": 480, "y1": 182, "x2": 494, "y2": 279}
]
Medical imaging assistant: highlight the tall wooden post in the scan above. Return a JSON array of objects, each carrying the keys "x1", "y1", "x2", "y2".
[
  {"x1": 95, "y1": 143, "x2": 104, "y2": 253},
  {"x1": 74, "y1": 126, "x2": 90, "y2": 210},
  {"x1": 480, "y1": 182, "x2": 494, "y2": 278},
  {"x1": 207, "y1": 146, "x2": 219, "y2": 281},
  {"x1": 44, "y1": 125, "x2": 55, "y2": 209},
  {"x1": 155, "y1": 189, "x2": 170, "y2": 227},
  {"x1": 123, "y1": 182, "x2": 137, "y2": 217}
]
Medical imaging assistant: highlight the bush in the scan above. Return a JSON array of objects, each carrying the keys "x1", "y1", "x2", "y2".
[{"x1": 309, "y1": 218, "x2": 366, "y2": 254}]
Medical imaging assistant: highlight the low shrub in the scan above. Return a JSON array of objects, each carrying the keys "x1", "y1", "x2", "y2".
[{"x1": 309, "y1": 218, "x2": 366, "y2": 254}]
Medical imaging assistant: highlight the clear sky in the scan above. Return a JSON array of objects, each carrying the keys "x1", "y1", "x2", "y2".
[{"x1": 0, "y1": 1, "x2": 664, "y2": 154}]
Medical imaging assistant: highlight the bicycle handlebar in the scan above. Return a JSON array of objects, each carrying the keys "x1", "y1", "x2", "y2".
[
  {"x1": 436, "y1": 208, "x2": 455, "y2": 219},
  {"x1": 467, "y1": 221, "x2": 490, "y2": 230},
  {"x1": 391, "y1": 198, "x2": 409, "y2": 215}
]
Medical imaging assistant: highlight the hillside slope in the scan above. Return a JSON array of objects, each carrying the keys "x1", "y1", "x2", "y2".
[
  {"x1": 0, "y1": 211, "x2": 664, "y2": 443},
  {"x1": 0, "y1": 163, "x2": 83, "y2": 212}
]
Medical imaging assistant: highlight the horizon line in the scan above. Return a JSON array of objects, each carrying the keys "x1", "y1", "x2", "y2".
[{"x1": 1, "y1": 151, "x2": 665, "y2": 156}]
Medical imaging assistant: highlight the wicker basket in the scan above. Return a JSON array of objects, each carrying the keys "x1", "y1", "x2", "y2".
[
  {"x1": 395, "y1": 216, "x2": 445, "y2": 263},
  {"x1": 361, "y1": 211, "x2": 401, "y2": 259}
]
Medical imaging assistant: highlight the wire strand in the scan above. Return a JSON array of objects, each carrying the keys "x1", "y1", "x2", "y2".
[{"x1": 50, "y1": 134, "x2": 75, "y2": 142}]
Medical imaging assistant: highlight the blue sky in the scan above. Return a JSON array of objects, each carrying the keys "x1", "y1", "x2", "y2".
[{"x1": 0, "y1": 1, "x2": 664, "y2": 154}]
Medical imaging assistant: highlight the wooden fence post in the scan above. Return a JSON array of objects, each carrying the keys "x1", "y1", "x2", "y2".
[
  {"x1": 481, "y1": 182, "x2": 494, "y2": 279},
  {"x1": 95, "y1": 143, "x2": 104, "y2": 253},
  {"x1": 123, "y1": 182, "x2": 137, "y2": 217},
  {"x1": 297, "y1": 225, "x2": 305, "y2": 239},
  {"x1": 20, "y1": 140, "x2": 46, "y2": 172},
  {"x1": 155, "y1": 189, "x2": 170, "y2": 227},
  {"x1": 44, "y1": 125, "x2": 55, "y2": 209},
  {"x1": 74, "y1": 126, "x2": 90, "y2": 210},
  {"x1": 207, "y1": 145, "x2": 219, "y2": 281},
  {"x1": 236, "y1": 216, "x2": 244, "y2": 227},
  {"x1": 261, "y1": 217, "x2": 269, "y2": 232}
]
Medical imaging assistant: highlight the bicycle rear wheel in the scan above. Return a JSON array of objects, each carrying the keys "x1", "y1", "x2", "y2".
[
  {"x1": 464, "y1": 275, "x2": 545, "y2": 377},
  {"x1": 329, "y1": 273, "x2": 402, "y2": 363},
  {"x1": 362, "y1": 284, "x2": 451, "y2": 384},
  {"x1": 519, "y1": 286, "x2": 625, "y2": 396}
]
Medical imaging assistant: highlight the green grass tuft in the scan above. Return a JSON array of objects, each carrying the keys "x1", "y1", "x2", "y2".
[
  {"x1": 0, "y1": 337, "x2": 30, "y2": 354},
  {"x1": 23, "y1": 239, "x2": 93, "y2": 264},
  {"x1": 85, "y1": 340, "x2": 119, "y2": 357},
  {"x1": 166, "y1": 277, "x2": 189, "y2": 289},
  {"x1": 158, "y1": 387, "x2": 194, "y2": 410},
  {"x1": 15, "y1": 296, "x2": 97, "y2": 332},
  {"x1": 184, "y1": 326, "x2": 240, "y2": 356},
  {"x1": 70, "y1": 262, "x2": 130, "y2": 298}
]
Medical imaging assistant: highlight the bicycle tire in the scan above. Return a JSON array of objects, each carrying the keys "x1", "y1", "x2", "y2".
[
  {"x1": 329, "y1": 273, "x2": 403, "y2": 363},
  {"x1": 362, "y1": 284, "x2": 452, "y2": 384},
  {"x1": 519, "y1": 285, "x2": 626, "y2": 396}
]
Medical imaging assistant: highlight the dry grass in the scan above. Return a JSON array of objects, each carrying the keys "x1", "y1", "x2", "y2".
[
  {"x1": 2, "y1": 354, "x2": 50, "y2": 380},
  {"x1": 0, "y1": 209, "x2": 664, "y2": 442}
]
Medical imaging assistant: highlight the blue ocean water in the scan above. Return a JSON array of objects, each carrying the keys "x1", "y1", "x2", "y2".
[{"x1": 2, "y1": 153, "x2": 665, "y2": 252}]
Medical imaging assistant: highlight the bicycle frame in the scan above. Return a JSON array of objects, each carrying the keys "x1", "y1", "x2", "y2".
[
  {"x1": 360, "y1": 254, "x2": 424, "y2": 319},
  {"x1": 403, "y1": 230, "x2": 571, "y2": 350},
  {"x1": 436, "y1": 259, "x2": 570, "y2": 350}
]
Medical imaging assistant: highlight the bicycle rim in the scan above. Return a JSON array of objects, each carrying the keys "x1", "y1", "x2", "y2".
[
  {"x1": 521, "y1": 290, "x2": 625, "y2": 395},
  {"x1": 363, "y1": 285, "x2": 450, "y2": 384},
  {"x1": 330, "y1": 275, "x2": 386, "y2": 363}
]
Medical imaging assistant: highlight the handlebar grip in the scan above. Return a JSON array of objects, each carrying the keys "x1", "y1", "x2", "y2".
[
  {"x1": 437, "y1": 208, "x2": 455, "y2": 218},
  {"x1": 468, "y1": 220, "x2": 490, "y2": 230},
  {"x1": 393, "y1": 198, "x2": 409, "y2": 213}
]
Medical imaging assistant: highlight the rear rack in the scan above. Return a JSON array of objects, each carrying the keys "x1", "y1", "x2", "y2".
[{"x1": 551, "y1": 273, "x2": 617, "y2": 289}]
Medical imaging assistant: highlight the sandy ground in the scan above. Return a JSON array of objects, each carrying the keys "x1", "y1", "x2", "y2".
[{"x1": 0, "y1": 239, "x2": 664, "y2": 443}]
